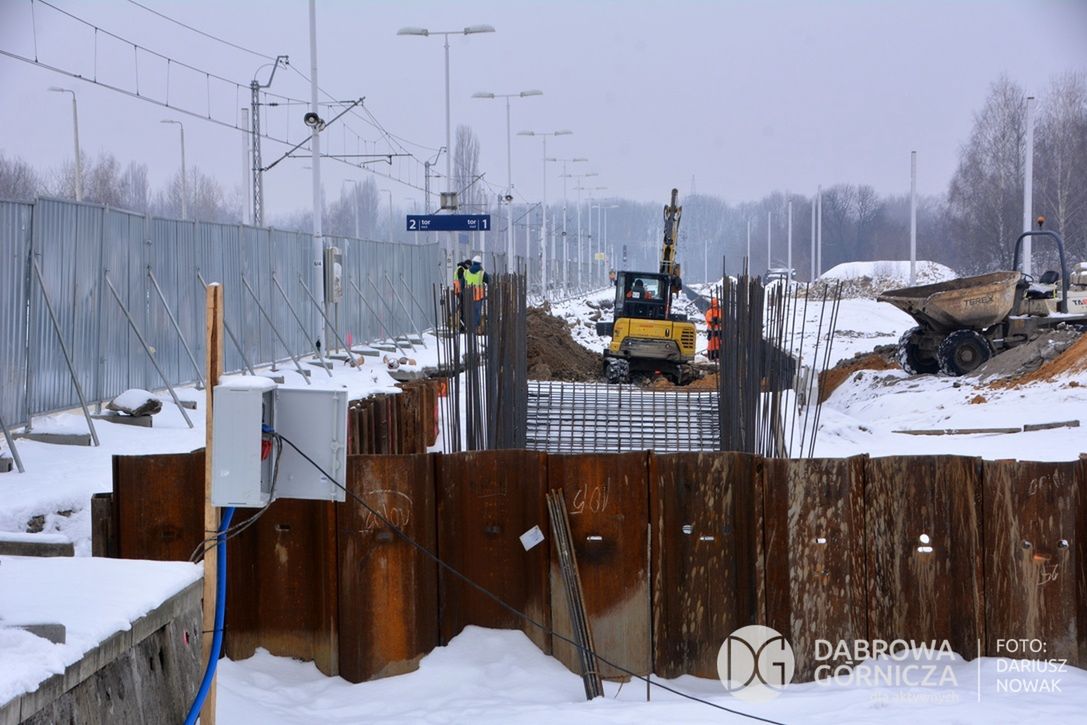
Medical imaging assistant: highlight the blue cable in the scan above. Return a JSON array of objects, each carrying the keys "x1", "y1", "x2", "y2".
[{"x1": 183, "y1": 506, "x2": 235, "y2": 725}]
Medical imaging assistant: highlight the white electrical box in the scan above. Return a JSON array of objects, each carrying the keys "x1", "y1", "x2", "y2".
[
  {"x1": 274, "y1": 387, "x2": 348, "y2": 502},
  {"x1": 211, "y1": 377, "x2": 278, "y2": 507},
  {"x1": 323, "y1": 246, "x2": 343, "y2": 303},
  {"x1": 210, "y1": 378, "x2": 348, "y2": 506}
]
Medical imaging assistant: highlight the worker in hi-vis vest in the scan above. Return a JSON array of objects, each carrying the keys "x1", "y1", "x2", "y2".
[
  {"x1": 462, "y1": 255, "x2": 490, "y2": 333},
  {"x1": 705, "y1": 296, "x2": 721, "y2": 361}
]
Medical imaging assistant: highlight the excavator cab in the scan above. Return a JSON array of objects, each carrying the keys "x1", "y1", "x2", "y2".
[{"x1": 615, "y1": 272, "x2": 668, "y2": 321}]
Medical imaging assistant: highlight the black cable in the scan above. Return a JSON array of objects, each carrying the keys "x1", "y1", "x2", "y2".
[
  {"x1": 124, "y1": 0, "x2": 275, "y2": 61},
  {"x1": 274, "y1": 432, "x2": 788, "y2": 725}
]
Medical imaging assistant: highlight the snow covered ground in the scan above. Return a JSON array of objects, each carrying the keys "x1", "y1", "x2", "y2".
[
  {"x1": 218, "y1": 627, "x2": 1087, "y2": 725},
  {"x1": 0, "y1": 556, "x2": 200, "y2": 706}
]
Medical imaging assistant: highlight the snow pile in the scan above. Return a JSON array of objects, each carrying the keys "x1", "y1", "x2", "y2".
[
  {"x1": 217, "y1": 626, "x2": 1087, "y2": 725},
  {"x1": 819, "y1": 261, "x2": 957, "y2": 297},
  {"x1": 105, "y1": 388, "x2": 162, "y2": 416}
]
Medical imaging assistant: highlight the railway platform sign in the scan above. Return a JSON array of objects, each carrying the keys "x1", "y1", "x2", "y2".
[{"x1": 406, "y1": 214, "x2": 491, "y2": 232}]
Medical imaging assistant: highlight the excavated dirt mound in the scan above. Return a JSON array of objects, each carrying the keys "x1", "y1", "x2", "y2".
[
  {"x1": 985, "y1": 326, "x2": 1087, "y2": 388},
  {"x1": 819, "y1": 345, "x2": 898, "y2": 402},
  {"x1": 527, "y1": 306, "x2": 603, "y2": 381}
]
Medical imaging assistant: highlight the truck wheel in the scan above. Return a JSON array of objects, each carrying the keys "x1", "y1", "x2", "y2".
[
  {"x1": 937, "y1": 329, "x2": 992, "y2": 376},
  {"x1": 896, "y1": 326, "x2": 939, "y2": 375}
]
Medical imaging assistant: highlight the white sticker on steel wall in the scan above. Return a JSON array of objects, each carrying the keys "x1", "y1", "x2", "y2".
[{"x1": 519, "y1": 525, "x2": 545, "y2": 551}]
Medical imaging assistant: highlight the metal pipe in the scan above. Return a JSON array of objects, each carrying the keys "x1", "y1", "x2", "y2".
[
  {"x1": 299, "y1": 275, "x2": 360, "y2": 369},
  {"x1": 241, "y1": 276, "x2": 312, "y2": 384},
  {"x1": 271, "y1": 273, "x2": 331, "y2": 375},
  {"x1": 384, "y1": 272, "x2": 428, "y2": 348},
  {"x1": 33, "y1": 259, "x2": 99, "y2": 445},
  {"x1": 366, "y1": 276, "x2": 419, "y2": 351},
  {"x1": 0, "y1": 408, "x2": 25, "y2": 473},
  {"x1": 148, "y1": 267, "x2": 205, "y2": 388},
  {"x1": 399, "y1": 272, "x2": 437, "y2": 331},
  {"x1": 349, "y1": 277, "x2": 401, "y2": 351},
  {"x1": 104, "y1": 274, "x2": 193, "y2": 428}
]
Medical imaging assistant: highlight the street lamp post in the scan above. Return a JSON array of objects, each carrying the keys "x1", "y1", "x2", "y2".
[
  {"x1": 161, "y1": 120, "x2": 187, "y2": 219},
  {"x1": 548, "y1": 157, "x2": 587, "y2": 294},
  {"x1": 517, "y1": 129, "x2": 572, "y2": 298},
  {"x1": 592, "y1": 203, "x2": 619, "y2": 285},
  {"x1": 48, "y1": 87, "x2": 82, "y2": 201},
  {"x1": 568, "y1": 173, "x2": 599, "y2": 291},
  {"x1": 398, "y1": 24, "x2": 495, "y2": 264},
  {"x1": 472, "y1": 90, "x2": 542, "y2": 270}
]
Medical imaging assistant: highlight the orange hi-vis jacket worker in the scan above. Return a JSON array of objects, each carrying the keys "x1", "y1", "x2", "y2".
[{"x1": 705, "y1": 296, "x2": 722, "y2": 361}]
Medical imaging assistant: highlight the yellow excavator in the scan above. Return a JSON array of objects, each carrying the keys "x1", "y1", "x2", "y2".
[{"x1": 596, "y1": 188, "x2": 697, "y2": 384}]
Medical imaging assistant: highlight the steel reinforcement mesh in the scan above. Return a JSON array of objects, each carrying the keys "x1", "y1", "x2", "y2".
[{"x1": 526, "y1": 381, "x2": 720, "y2": 453}]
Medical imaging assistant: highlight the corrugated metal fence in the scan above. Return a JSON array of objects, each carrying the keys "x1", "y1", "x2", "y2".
[{"x1": 0, "y1": 197, "x2": 441, "y2": 431}]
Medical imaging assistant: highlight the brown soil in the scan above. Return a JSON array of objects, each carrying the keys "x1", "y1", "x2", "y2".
[
  {"x1": 987, "y1": 330, "x2": 1087, "y2": 389},
  {"x1": 526, "y1": 306, "x2": 603, "y2": 381},
  {"x1": 819, "y1": 345, "x2": 898, "y2": 402},
  {"x1": 645, "y1": 372, "x2": 718, "y2": 390}
]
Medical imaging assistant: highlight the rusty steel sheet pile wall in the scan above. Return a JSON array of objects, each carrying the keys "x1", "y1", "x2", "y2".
[
  {"x1": 649, "y1": 452, "x2": 763, "y2": 678},
  {"x1": 865, "y1": 456, "x2": 984, "y2": 659},
  {"x1": 762, "y1": 456, "x2": 868, "y2": 682},
  {"x1": 547, "y1": 453, "x2": 651, "y2": 679},
  {"x1": 104, "y1": 448, "x2": 1087, "y2": 687},
  {"x1": 346, "y1": 380, "x2": 440, "y2": 455},
  {"x1": 983, "y1": 459, "x2": 1086, "y2": 664},
  {"x1": 338, "y1": 455, "x2": 438, "y2": 682},
  {"x1": 225, "y1": 498, "x2": 339, "y2": 675},
  {"x1": 436, "y1": 451, "x2": 550, "y2": 653}
]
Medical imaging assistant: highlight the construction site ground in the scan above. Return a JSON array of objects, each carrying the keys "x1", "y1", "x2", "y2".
[{"x1": 545, "y1": 262, "x2": 1087, "y2": 461}]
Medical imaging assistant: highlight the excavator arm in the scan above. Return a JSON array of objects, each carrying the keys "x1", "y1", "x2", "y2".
[{"x1": 660, "y1": 188, "x2": 683, "y2": 311}]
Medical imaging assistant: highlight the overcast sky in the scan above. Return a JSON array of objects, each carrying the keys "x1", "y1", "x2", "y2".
[{"x1": 2, "y1": 0, "x2": 1085, "y2": 217}]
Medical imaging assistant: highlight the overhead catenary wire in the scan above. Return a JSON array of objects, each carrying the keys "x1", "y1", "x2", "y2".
[
  {"x1": 10, "y1": 0, "x2": 440, "y2": 195},
  {"x1": 273, "y1": 431, "x2": 786, "y2": 725}
]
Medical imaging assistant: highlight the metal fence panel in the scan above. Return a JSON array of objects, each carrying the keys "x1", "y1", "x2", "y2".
[
  {"x1": 99, "y1": 208, "x2": 145, "y2": 401},
  {"x1": 0, "y1": 202, "x2": 32, "y2": 428},
  {"x1": 6, "y1": 197, "x2": 443, "y2": 428},
  {"x1": 27, "y1": 198, "x2": 103, "y2": 417},
  {"x1": 149, "y1": 217, "x2": 183, "y2": 387}
]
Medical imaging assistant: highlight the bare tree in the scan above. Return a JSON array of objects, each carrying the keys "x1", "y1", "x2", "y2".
[
  {"x1": 0, "y1": 153, "x2": 43, "y2": 201},
  {"x1": 948, "y1": 75, "x2": 1026, "y2": 272},
  {"x1": 1036, "y1": 71, "x2": 1087, "y2": 262},
  {"x1": 452, "y1": 124, "x2": 482, "y2": 212}
]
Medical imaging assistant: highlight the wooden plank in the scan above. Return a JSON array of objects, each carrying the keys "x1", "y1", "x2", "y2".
[
  {"x1": 762, "y1": 456, "x2": 867, "y2": 683},
  {"x1": 223, "y1": 499, "x2": 339, "y2": 675},
  {"x1": 436, "y1": 450, "x2": 550, "y2": 653},
  {"x1": 547, "y1": 452, "x2": 649, "y2": 679},
  {"x1": 202, "y1": 281, "x2": 224, "y2": 725},
  {"x1": 865, "y1": 456, "x2": 984, "y2": 659},
  {"x1": 337, "y1": 454, "x2": 438, "y2": 682},
  {"x1": 113, "y1": 451, "x2": 203, "y2": 562},
  {"x1": 983, "y1": 459, "x2": 1082, "y2": 666},
  {"x1": 650, "y1": 452, "x2": 761, "y2": 678}
]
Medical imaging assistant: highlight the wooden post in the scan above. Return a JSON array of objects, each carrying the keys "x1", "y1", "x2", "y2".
[{"x1": 202, "y1": 283, "x2": 224, "y2": 725}]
